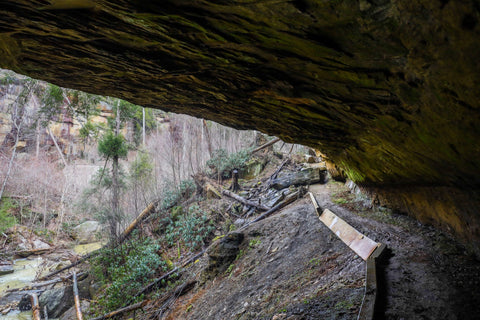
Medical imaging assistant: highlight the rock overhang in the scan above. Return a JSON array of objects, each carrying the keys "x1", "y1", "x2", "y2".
[{"x1": 1, "y1": 0, "x2": 480, "y2": 250}]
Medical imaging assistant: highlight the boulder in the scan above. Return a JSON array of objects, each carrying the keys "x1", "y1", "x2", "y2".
[
  {"x1": 32, "y1": 239, "x2": 51, "y2": 250},
  {"x1": 271, "y1": 168, "x2": 327, "y2": 190},
  {"x1": 39, "y1": 286, "x2": 74, "y2": 318},
  {"x1": 242, "y1": 158, "x2": 267, "y2": 180},
  {"x1": 9, "y1": 227, "x2": 52, "y2": 257},
  {"x1": 59, "y1": 300, "x2": 90, "y2": 320},
  {"x1": 203, "y1": 232, "x2": 244, "y2": 280},
  {"x1": 72, "y1": 221, "x2": 101, "y2": 244}
]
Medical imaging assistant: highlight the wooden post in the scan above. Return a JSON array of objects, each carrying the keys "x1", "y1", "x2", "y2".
[
  {"x1": 73, "y1": 271, "x2": 84, "y2": 320},
  {"x1": 30, "y1": 293, "x2": 41, "y2": 320}
]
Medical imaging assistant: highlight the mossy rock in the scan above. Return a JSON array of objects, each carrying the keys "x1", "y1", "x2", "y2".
[{"x1": 241, "y1": 157, "x2": 267, "y2": 180}]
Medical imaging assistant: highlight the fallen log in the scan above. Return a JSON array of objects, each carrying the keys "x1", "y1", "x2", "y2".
[
  {"x1": 263, "y1": 158, "x2": 289, "y2": 190},
  {"x1": 90, "y1": 300, "x2": 149, "y2": 320},
  {"x1": 0, "y1": 261, "x2": 14, "y2": 276},
  {"x1": 251, "y1": 137, "x2": 281, "y2": 154},
  {"x1": 40, "y1": 202, "x2": 157, "y2": 280},
  {"x1": 238, "y1": 189, "x2": 304, "y2": 231},
  {"x1": 73, "y1": 271, "x2": 83, "y2": 320},
  {"x1": 270, "y1": 167, "x2": 327, "y2": 190},
  {"x1": 270, "y1": 158, "x2": 289, "y2": 180},
  {"x1": 118, "y1": 202, "x2": 156, "y2": 243},
  {"x1": 222, "y1": 189, "x2": 271, "y2": 211},
  {"x1": 30, "y1": 293, "x2": 41, "y2": 320}
]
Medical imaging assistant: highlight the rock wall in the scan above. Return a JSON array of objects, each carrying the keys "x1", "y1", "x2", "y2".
[{"x1": 0, "y1": 1, "x2": 479, "y2": 248}]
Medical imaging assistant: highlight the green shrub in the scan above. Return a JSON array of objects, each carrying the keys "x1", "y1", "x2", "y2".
[
  {"x1": 0, "y1": 199, "x2": 17, "y2": 233},
  {"x1": 206, "y1": 148, "x2": 251, "y2": 179},
  {"x1": 165, "y1": 205, "x2": 214, "y2": 250},
  {"x1": 91, "y1": 238, "x2": 167, "y2": 313},
  {"x1": 160, "y1": 179, "x2": 195, "y2": 210}
]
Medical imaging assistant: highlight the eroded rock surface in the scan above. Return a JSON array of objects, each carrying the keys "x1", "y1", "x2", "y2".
[{"x1": 0, "y1": 1, "x2": 479, "y2": 249}]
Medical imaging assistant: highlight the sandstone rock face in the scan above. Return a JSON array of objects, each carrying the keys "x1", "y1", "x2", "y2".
[
  {"x1": 72, "y1": 221, "x2": 101, "y2": 244},
  {"x1": 0, "y1": 1, "x2": 479, "y2": 249}
]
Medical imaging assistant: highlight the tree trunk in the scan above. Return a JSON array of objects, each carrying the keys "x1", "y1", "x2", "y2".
[
  {"x1": 142, "y1": 107, "x2": 146, "y2": 146},
  {"x1": 230, "y1": 169, "x2": 240, "y2": 192},
  {"x1": 251, "y1": 137, "x2": 281, "y2": 154},
  {"x1": 0, "y1": 126, "x2": 20, "y2": 200},
  {"x1": 0, "y1": 101, "x2": 25, "y2": 200},
  {"x1": 90, "y1": 300, "x2": 148, "y2": 320},
  {"x1": 35, "y1": 119, "x2": 40, "y2": 158},
  {"x1": 111, "y1": 101, "x2": 121, "y2": 240},
  {"x1": 48, "y1": 127, "x2": 67, "y2": 167}
]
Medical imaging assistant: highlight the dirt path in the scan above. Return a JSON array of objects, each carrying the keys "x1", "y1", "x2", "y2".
[
  {"x1": 311, "y1": 182, "x2": 480, "y2": 320},
  {"x1": 158, "y1": 196, "x2": 366, "y2": 320},
  {"x1": 144, "y1": 181, "x2": 480, "y2": 320}
]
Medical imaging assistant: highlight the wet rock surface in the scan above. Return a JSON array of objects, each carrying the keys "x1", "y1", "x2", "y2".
[{"x1": 1, "y1": 0, "x2": 479, "y2": 190}]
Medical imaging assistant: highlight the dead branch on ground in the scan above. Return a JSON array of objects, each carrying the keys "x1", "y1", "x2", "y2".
[
  {"x1": 30, "y1": 293, "x2": 41, "y2": 320},
  {"x1": 73, "y1": 271, "x2": 83, "y2": 320},
  {"x1": 90, "y1": 300, "x2": 149, "y2": 320},
  {"x1": 222, "y1": 189, "x2": 270, "y2": 211}
]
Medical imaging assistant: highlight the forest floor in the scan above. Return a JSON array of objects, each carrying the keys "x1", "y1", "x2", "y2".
[{"x1": 143, "y1": 181, "x2": 480, "y2": 320}]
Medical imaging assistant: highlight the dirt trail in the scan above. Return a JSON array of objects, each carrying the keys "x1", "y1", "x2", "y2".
[
  {"x1": 144, "y1": 181, "x2": 480, "y2": 320},
  {"x1": 311, "y1": 182, "x2": 480, "y2": 320}
]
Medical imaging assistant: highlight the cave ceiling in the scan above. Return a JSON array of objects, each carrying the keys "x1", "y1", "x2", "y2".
[{"x1": 0, "y1": 0, "x2": 479, "y2": 187}]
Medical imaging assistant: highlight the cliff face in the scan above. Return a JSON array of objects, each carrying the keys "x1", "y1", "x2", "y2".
[{"x1": 0, "y1": 1, "x2": 479, "y2": 250}]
